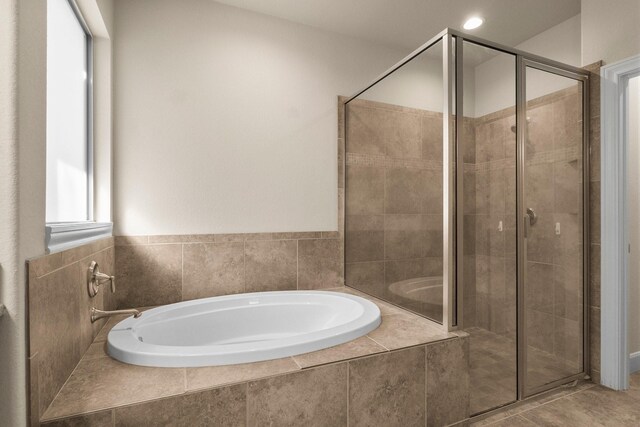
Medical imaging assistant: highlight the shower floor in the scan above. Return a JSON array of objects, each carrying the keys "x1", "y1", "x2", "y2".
[{"x1": 467, "y1": 327, "x2": 583, "y2": 415}]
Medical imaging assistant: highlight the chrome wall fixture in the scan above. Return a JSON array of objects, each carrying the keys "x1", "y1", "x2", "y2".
[
  {"x1": 87, "y1": 260, "x2": 115, "y2": 297},
  {"x1": 345, "y1": 28, "x2": 590, "y2": 402}
]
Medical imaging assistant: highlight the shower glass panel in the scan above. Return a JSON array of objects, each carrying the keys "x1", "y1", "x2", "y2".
[
  {"x1": 523, "y1": 65, "x2": 585, "y2": 393},
  {"x1": 344, "y1": 39, "x2": 446, "y2": 324},
  {"x1": 461, "y1": 41, "x2": 518, "y2": 415}
]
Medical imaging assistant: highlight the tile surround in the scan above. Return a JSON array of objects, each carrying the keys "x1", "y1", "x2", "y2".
[
  {"x1": 27, "y1": 237, "x2": 116, "y2": 425},
  {"x1": 113, "y1": 233, "x2": 344, "y2": 309},
  {"x1": 39, "y1": 287, "x2": 469, "y2": 426}
]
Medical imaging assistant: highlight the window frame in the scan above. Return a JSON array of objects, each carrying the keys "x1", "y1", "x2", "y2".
[{"x1": 45, "y1": 0, "x2": 112, "y2": 253}]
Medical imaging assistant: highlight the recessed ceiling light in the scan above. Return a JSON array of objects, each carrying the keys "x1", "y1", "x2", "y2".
[{"x1": 463, "y1": 16, "x2": 484, "y2": 30}]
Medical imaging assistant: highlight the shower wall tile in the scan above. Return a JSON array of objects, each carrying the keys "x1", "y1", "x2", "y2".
[
  {"x1": 115, "y1": 244, "x2": 182, "y2": 308},
  {"x1": 247, "y1": 363, "x2": 348, "y2": 426},
  {"x1": 421, "y1": 114, "x2": 443, "y2": 160},
  {"x1": 346, "y1": 165, "x2": 384, "y2": 215},
  {"x1": 424, "y1": 169, "x2": 444, "y2": 214},
  {"x1": 384, "y1": 258, "x2": 426, "y2": 285},
  {"x1": 344, "y1": 261, "x2": 385, "y2": 295},
  {"x1": 345, "y1": 215, "x2": 384, "y2": 263},
  {"x1": 385, "y1": 167, "x2": 426, "y2": 214},
  {"x1": 345, "y1": 104, "x2": 387, "y2": 156},
  {"x1": 182, "y1": 242, "x2": 245, "y2": 300},
  {"x1": 527, "y1": 262, "x2": 555, "y2": 314},
  {"x1": 349, "y1": 346, "x2": 426, "y2": 427},
  {"x1": 384, "y1": 214, "x2": 425, "y2": 260},
  {"x1": 245, "y1": 240, "x2": 298, "y2": 292}
]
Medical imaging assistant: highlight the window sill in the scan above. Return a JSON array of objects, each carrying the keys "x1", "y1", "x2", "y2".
[{"x1": 45, "y1": 222, "x2": 113, "y2": 253}]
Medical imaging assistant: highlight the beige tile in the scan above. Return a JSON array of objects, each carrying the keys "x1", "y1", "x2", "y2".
[
  {"x1": 526, "y1": 262, "x2": 554, "y2": 314},
  {"x1": 244, "y1": 239, "x2": 297, "y2": 292},
  {"x1": 384, "y1": 167, "x2": 426, "y2": 214},
  {"x1": 384, "y1": 214, "x2": 425, "y2": 260},
  {"x1": 186, "y1": 358, "x2": 300, "y2": 391},
  {"x1": 297, "y1": 239, "x2": 343, "y2": 290},
  {"x1": 59, "y1": 238, "x2": 114, "y2": 267},
  {"x1": 526, "y1": 105, "x2": 554, "y2": 155},
  {"x1": 346, "y1": 165, "x2": 384, "y2": 215},
  {"x1": 114, "y1": 384, "x2": 246, "y2": 427},
  {"x1": 27, "y1": 252, "x2": 64, "y2": 279},
  {"x1": 293, "y1": 336, "x2": 387, "y2": 368},
  {"x1": 422, "y1": 115, "x2": 443, "y2": 161},
  {"x1": 526, "y1": 162, "x2": 554, "y2": 211},
  {"x1": 384, "y1": 258, "x2": 426, "y2": 286},
  {"x1": 349, "y1": 346, "x2": 426, "y2": 427},
  {"x1": 423, "y1": 214, "x2": 444, "y2": 257},
  {"x1": 246, "y1": 363, "x2": 347, "y2": 427},
  {"x1": 82, "y1": 341, "x2": 109, "y2": 360},
  {"x1": 28, "y1": 265, "x2": 82, "y2": 417},
  {"x1": 426, "y1": 337, "x2": 470, "y2": 427},
  {"x1": 346, "y1": 104, "x2": 387, "y2": 155},
  {"x1": 345, "y1": 261, "x2": 385, "y2": 296},
  {"x1": 114, "y1": 235, "x2": 149, "y2": 246},
  {"x1": 345, "y1": 215, "x2": 384, "y2": 263},
  {"x1": 183, "y1": 242, "x2": 245, "y2": 300},
  {"x1": 366, "y1": 313, "x2": 450, "y2": 349},
  {"x1": 526, "y1": 309, "x2": 555, "y2": 355},
  {"x1": 41, "y1": 411, "x2": 113, "y2": 427},
  {"x1": 115, "y1": 244, "x2": 182, "y2": 308},
  {"x1": 42, "y1": 358, "x2": 185, "y2": 420}
]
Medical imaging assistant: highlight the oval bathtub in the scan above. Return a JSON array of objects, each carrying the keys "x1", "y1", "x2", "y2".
[{"x1": 107, "y1": 290, "x2": 381, "y2": 368}]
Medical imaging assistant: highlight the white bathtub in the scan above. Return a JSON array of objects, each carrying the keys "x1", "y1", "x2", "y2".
[{"x1": 107, "y1": 290, "x2": 381, "y2": 367}]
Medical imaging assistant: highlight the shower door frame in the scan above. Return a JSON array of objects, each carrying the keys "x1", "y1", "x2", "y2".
[
  {"x1": 345, "y1": 27, "x2": 591, "y2": 400},
  {"x1": 451, "y1": 29, "x2": 591, "y2": 400}
]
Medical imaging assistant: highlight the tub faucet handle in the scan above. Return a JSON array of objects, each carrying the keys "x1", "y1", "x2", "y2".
[{"x1": 87, "y1": 261, "x2": 115, "y2": 297}]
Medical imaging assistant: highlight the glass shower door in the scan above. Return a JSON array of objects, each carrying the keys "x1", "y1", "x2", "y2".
[{"x1": 521, "y1": 62, "x2": 587, "y2": 395}]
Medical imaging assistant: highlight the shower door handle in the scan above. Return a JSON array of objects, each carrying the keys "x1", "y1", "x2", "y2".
[
  {"x1": 524, "y1": 208, "x2": 537, "y2": 238},
  {"x1": 526, "y1": 208, "x2": 537, "y2": 226}
]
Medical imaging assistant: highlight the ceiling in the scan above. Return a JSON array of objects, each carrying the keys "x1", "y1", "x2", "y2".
[{"x1": 214, "y1": 0, "x2": 581, "y2": 53}]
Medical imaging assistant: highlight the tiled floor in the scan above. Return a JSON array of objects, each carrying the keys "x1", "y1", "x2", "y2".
[
  {"x1": 468, "y1": 372, "x2": 640, "y2": 426},
  {"x1": 467, "y1": 327, "x2": 584, "y2": 415}
]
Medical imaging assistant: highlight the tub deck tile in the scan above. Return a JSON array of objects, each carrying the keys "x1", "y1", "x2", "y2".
[
  {"x1": 40, "y1": 287, "x2": 455, "y2": 424},
  {"x1": 186, "y1": 358, "x2": 301, "y2": 392}
]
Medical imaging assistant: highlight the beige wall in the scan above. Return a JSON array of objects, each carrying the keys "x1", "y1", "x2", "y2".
[
  {"x1": 629, "y1": 76, "x2": 640, "y2": 355},
  {"x1": 113, "y1": 0, "x2": 410, "y2": 236},
  {"x1": 581, "y1": 0, "x2": 640, "y2": 66}
]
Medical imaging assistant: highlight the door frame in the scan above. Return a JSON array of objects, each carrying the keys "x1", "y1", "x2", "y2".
[
  {"x1": 516, "y1": 58, "x2": 591, "y2": 399},
  {"x1": 601, "y1": 54, "x2": 640, "y2": 390}
]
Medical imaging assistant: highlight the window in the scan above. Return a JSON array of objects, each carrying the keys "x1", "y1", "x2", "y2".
[{"x1": 46, "y1": 0, "x2": 111, "y2": 252}]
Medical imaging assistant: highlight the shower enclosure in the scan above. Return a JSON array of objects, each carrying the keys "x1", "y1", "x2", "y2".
[{"x1": 343, "y1": 29, "x2": 589, "y2": 414}]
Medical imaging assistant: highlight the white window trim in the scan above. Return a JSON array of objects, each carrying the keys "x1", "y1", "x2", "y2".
[
  {"x1": 600, "y1": 54, "x2": 640, "y2": 390},
  {"x1": 46, "y1": 222, "x2": 113, "y2": 253},
  {"x1": 46, "y1": 0, "x2": 109, "y2": 253}
]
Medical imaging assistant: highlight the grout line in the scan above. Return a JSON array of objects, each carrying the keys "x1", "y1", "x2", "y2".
[
  {"x1": 296, "y1": 239, "x2": 299, "y2": 290},
  {"x1": 181, "y1": 244, "x2": 184, "y2": 301},
  {"x1": 365, "y1": 334, "x2": 390, "y2": 351}
]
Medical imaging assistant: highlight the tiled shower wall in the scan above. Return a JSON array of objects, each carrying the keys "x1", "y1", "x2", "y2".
[
  {"x1": 344, "y1": 99, "x2": 444, "y2": 319},
  {"x1": 469, "y1": 86, "x2": 585, "y2": 370}
]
